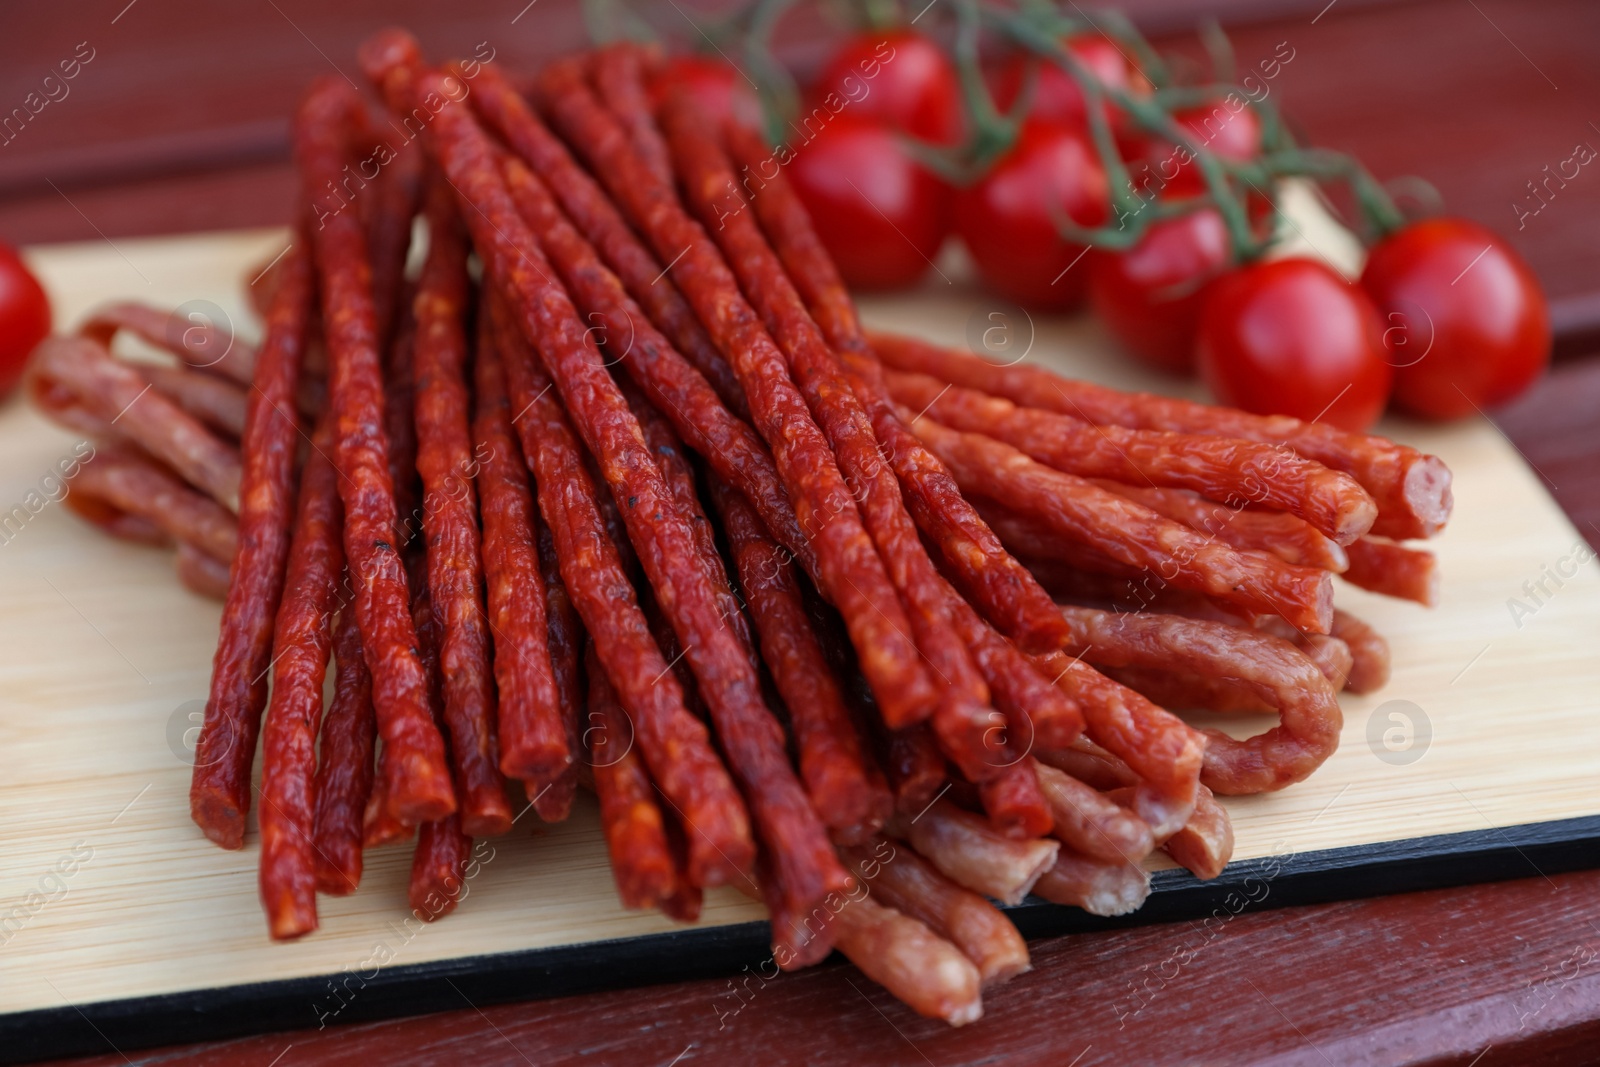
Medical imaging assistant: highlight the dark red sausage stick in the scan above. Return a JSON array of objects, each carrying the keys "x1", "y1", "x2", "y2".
[
  {"x1": 585, "y1": 640, "x2": 680, "y2": 910},
  {"x1": 708, "y1": 475, "x2": 892, "y2": 840},
  {"x1": 463, "y1": 57, "x2": 745, "y2": 416},
  {"x1": 258, "y1": 423, "x2": 344, "y2": 940},
  {"x1": 533, "y1": 514, "x2": 584, "y2": 822},
  {"x1": 312, "y1": 596, "x2": 377, "y2": 895},
  {"x1": 720, "y1": 118, "x2": 1071, "y2": 655},
  {"x1": 191, "y1": 240, "x2": 312, "y2": 850},
  {"x1": 412, "y1": 178, "x2": 511, "y2": 837},
  {"x1": 534, "y1": 57, "x2": 936, "y2": 731},
  {"x1": 486, "y1": 289, "x2": 751, "y2": 886},
  {"x1": 472, "y1": 296, "x2": 571, "y2": 800},
  {"x1": 656, "y1": 93, "x2": 1001, "y2": 779},
  {"x1": 422, "y1": 78, "x2": 849, "y2": 929},
  {"x1": 293, "y1": 76, "x2": 455, "y2": 826},
  {"x1": 494, "y1": 150, "x2": 812, "y2": 578}
]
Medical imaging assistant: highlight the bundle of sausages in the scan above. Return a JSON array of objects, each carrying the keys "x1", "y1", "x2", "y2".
[{"x1": 23, "y1": 30, "x2": 1450, "y2": 1024}]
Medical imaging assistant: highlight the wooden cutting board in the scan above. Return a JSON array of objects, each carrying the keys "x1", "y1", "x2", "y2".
[{"x1": 1, "y1": 220, "x2": 1597, "y2": 1061}]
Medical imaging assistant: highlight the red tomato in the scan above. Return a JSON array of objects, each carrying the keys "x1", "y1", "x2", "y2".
[
  {"x1": 649, "y1": 55, "x2": 760, "y2": 129},
  {"x1": 955, "y1": 120, "x2": 1107, "y2": 310},
  {"x1": 1197, "y1": 258, "x2": 1392, "y2": 431},
  {"x1": 788, "y1": 113, "x2": 950, "y2": 290},
  {"x1": 1360, "y1": 218, "x2": 1549, "y2": 419},
  {"x1": 1088, "y1": 208, "x2": 1231, "y2": 374},
  {"x1": 810, "y1": 30, "x2": 963, "y2": 144},
  {"x1": 988, "y1": 35, "x2": 1141, "y2": 129},
  {"x1": 0, "y1": 243, "x2": 51, "y2": 398},
  {"x1": 1135, "y1": 101, "x2": 1262, "y2": 199}
]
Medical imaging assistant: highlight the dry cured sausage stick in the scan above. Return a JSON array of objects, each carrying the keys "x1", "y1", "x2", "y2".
[
  {"x1": 30, "y1": 335, "x2": 243, "y2": 511},
  {"x1": 1031, "y1": 650, "x2": 1206, "y2": 805},
  {"x1": 409, "y1": 814, "x2": 473, "y2": 921},
  {"x1": 472, "y1": 302, "x2": 570, "y2": 796},
  {"x1": 294, "y1": 76, "x2": 455, "y2": 826},
  {"x1": 385, "y1": 302, "x2": 423, "y2": 547},
  {"x1": 412, "y1": 180, "x2": 511, "y2": 838},
  {"x1": 831, "y1": 893, "x2": 984, "y2": 1026},
  {"x1": 1055, "y1": 605, "x2": 1343, "y2": 794},
  {"x1": 709, "y1": 476, "x2": 891, "y2": 839},
  {"x1": 658, "y1": 95, "x2": 997, "y2": 770},
  {"x1": 493, "y1": 151, "x2": 811, "y2": 577},
  {"x1": 72, "y1": 445, "x2": 238, "y2": 565},
  {"x1": 870, "y1": 330, "x2": 1452, "y2": 541},
  {"x1": 886, "y1": 368, "x2": 1376, "y2": 545},
  {"x1": 1090, "y1": 480, "x2": 1348, "y2": 572},
  {"x1": 138, "y1": 364, "x2": 249, "y2": 439},
  {"x1": 585, "y1": 640, "x2": 680, "y2": 910},
  {"x1": 718, "y1": 119, "x2": 1119, "y2": 653},
  {"x1": 1160, "y1": 784, "x2": 1233, "y2": 880},
  {"x1": 976, "y1": 760, "x2": 1054, "y2": 840},
  {"x1": 1032, "y1": 760, "x2": 1154, "y2": 864},
  {"x1": 258, "y1": 427, "x2": 344, "y2": 940},
  {"x1": 177, "y1": 541, "x2": 232, "y2": 599},
  {"x1": 883, "y1": 723, "x2": 948, "y2": 816},
  {"x1": 180, "y1": 247, "x2": 310, "y2": 852},
  {"x1": 423, "y1": 78, "x2": 852, "y2": 927},
  {"x1": 1331, "y1": 608, "x2": 1391, "y2": 694},
  {"x1": 312, "y1": 600, "x2": 377, "y2": 895},
  {"x1": 936, "y1": 573, "x2": 1083, "y2": 753},
  {"x1": 438, "y1": 149, "x2": 806, "y2": 905},
  {"x1": 841, "y1": 839, "x2": 1029, "y2": 986},
  {"x1": 534, "y1": 59, "x2": 936, "y2": 730},
  {"x1": 901, "y1": 799, "x2": 1059, "y2": 906},
  {"x1": 62, "y1": 490, "x2": 169, "y2": 547},
  {"x1": 591, "y1": 45, "x2": 675, "y2": 186},
  {"x1": 1342, "y1": 536, "x2": 1440, "y2": 607},
  {"x1": 361, "y1": 119, "x2": 424, "y2": 355},
  {"x1": 909, "y1": 413, "x2": 1335, "y2": 634},
  {"x1": 81, "y1": 300, "x2": 256, "y2": 386},
  {"x1": 622, "y1": 381, "x2": 755, "y2": 663},
  {"x1": 1032, "y1": 851, "x2": 1151, "y2": 917},
  {"x1": 454, "y1": 54, "x2": 745, "y2": 415},
  {"x1": 534, "y1": 514, "x2": 584, "y2": 822},
  {"x1": 486, "y1": 292, "x2": 751, "y2": 885}
]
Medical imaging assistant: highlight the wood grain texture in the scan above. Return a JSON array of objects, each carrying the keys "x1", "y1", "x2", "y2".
[{"x1": 3, "y1": 218, "x2": 1600, "y2": 1063}]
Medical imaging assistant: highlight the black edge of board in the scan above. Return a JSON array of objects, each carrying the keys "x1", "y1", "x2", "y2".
[{"x1": 5, "y1": 813, "x2": 1598, "y2": 1065}]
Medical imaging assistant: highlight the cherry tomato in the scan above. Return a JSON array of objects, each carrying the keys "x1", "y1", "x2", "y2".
[
  {"x1": 810, "y1": 30, "x2": 963, "y2": 144},
  {"x1": 0, "y1": 243, "x2": 51, "y2": 398},
  {"x1": 1360, "y1": 218, "x2": 1549, "y2": 420},
  {"x1": 649, "y1": 55, "x2": 760, "y2": 129},
  {"x1": 1088, "y1": 208, "x2": 1231, "y2": 374},
  {"x1": 954, "y1": 119, "x2": 1107, "y2": 310},
  {"x1": 1133, "y1": 101, "x2": 1262, "y2": 200},
  {"x1": 788, "y1": 112, "x2": 950, "y2": 290},
  {"x1": 988, "y1": 35, "x2": 1142, "y2": 129},
  {"x1": 1197, "y1": 258, "x2": 1391, "y2": 431}
]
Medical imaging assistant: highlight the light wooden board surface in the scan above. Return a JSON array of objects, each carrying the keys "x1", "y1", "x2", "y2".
[{"x1": 1, "y1": 223, "x2": 1597, "y2": 1018}]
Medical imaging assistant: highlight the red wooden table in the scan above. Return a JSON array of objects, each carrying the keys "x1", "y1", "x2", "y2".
[{"x1": 6, "y1": 1, "x2": 1599, "y2": 1063}]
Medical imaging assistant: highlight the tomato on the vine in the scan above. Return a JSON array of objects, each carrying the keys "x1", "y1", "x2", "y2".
[
  {"x1": 1088, "y1": 207, "x2": 1231, "y2": 374},
  {"x1": 0, "y1": 242, "x2": 51, "y2": 398},
  {"x1": 988, "y1": 35, "x2": 1143, "y2": 130},
  {"x1": 1197, "y1": 258, "x2": 1391, "y2": 431},
  {"x1": 1132, "y1": 101, "x2": 1262, "y2": 199},
  {"x1": 954, "y1": 119, "x2": 1108, "y2": 310},
  {"x1": 810, "y1": 29, "x2": 963, "y2": 144},
  {"x1": 788, "y1": 112, "x2": 950, "y2": 290},
  {"x1": 1360, "y1": 218, "x2": 1549, "y2": 420},
  {"x1": 648, "y1": 55, "x2": 760, "y2": 129}
]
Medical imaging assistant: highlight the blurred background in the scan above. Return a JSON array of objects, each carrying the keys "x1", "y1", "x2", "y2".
[{"x1": 1, "y1": 0, "x2": 1595, "y2": 354}]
